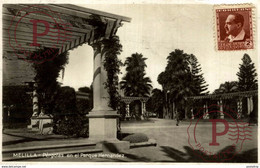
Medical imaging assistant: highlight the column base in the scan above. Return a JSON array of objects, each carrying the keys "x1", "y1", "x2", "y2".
[
  {"x1": 37, "y1": 115, "x2": 53, "y2": 135},
  {"x1": 27, "y1": 116, "x2": 39, "y2": 129},
  {"x1": 87, "y1": 110, "x2": 120, "y2": 142},
  {"x1": 220, "y1": 114, "x2": 225, "y2": 119}
]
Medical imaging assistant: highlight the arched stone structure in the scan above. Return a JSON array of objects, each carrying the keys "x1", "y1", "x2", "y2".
[{"x1": 121, "y1": 97, "x2": 150, "y2": 120}]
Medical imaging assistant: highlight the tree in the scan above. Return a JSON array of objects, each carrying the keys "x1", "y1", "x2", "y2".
[
  {"x1": 212, "y1": 81, "x2": 238, "y2": 119},
  {"x1": 189, "y1": 54, "x2": 209, "y2": 95},
  {"x1": 77, "y1": 86, "x2": 93, "y2": 114},
  {"x1": 151, "y1": 88, "x2": 164, "y2": 118},
  {"x1": 120, "y1": 53, "x2": 152, "y2": 97},
  {"x1": 3, "y1": 85, "x2": 32, "y2": 126},
  {"x1": 213, "y1": 81, "x2": 238, "y2": 94},
  {"x1": 237, "y1": 54, "x2": 258, "y2": 91},
  {"x1": 53, "y1": 86, "x2": 88, "y2": 137},
  {"x1": 32, "y1": 49, "x2": 69, "y2": 115},
  {"x1": 157, "y1": 49, "x2": 208, "y2": 119},
  {"x1": 120, "y1": 53, "x2": 152, "y2": 120},
  {"x1": 158, "y1": 50, "x2": 193, "y2": 117}
]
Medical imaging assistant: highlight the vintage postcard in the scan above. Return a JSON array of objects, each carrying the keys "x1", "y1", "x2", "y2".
[{"x1": 1, "y1": 0, "x2": 259, "y2": 166}]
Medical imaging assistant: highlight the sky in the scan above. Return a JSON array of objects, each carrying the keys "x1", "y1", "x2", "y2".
[{"x1": 59, "y1": 3, "x2": 258, "y2": 93}]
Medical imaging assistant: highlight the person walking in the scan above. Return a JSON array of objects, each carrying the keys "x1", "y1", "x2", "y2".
[{"x1": 176, "y1": 111, "x2": 180, "y2": 126}]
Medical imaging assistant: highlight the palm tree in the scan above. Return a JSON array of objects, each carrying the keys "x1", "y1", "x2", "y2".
[
  {"x1": 125, "y1": 53, "x2": 148, "y2": 73},
  {"x1": 213, "y1": 81, "x2": 238, "y2": 118},
  {"x1": 120, "y1": 53, "x2": 152, "y2": 97},
  {"x1": 120, "y1": 53, "x2": 152, "y2": 119},
  {"x1": 213, "y1": 81, "x2": 238, "y2": 94}
]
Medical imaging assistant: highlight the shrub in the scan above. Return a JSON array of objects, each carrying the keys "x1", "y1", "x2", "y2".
[
  {"x1": 54, "y1": 114, "x2": 88, "y2": 137},
  {"x1": 52, "y1": 86, "x2": 89, "y2": 137},
  {"x1": 122, "y1": 133, "x2": 149, "y2": 143}
]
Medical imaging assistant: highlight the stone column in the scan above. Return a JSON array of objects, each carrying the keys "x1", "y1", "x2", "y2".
[
  {"x1": 143, "y1": 102, "x2": 146, "y2": 114},
  {"x1": 140, "y1": 101, "x2": 144, "y2": 120},
  {"x1": 172, "y1": 102, "x2": 175, "y2": 119},
  {"x1": 28, "y1": 82, "x2": 39, "y2": 129},
  {"x1": 87, "y1": 42, "x2": 119, "y2": 141},
  {"x1": 32, "y1": 83, "x2": 39, "y2": 117},
  {"x1": 247, "y1": 96, "x2": 253, "y2": 115},
  {"x1": 125, "y1": 103, "x2": 130, "y2": 120},
  {"x1": 184, "y1": 106, "x2": 188, "y2": 119},
  {"x1": 205, "y1": 102, "x2": 209, "y2": 119},
  {"x1": 203, "y1": 104, "x2": 206, "y2": 119},
  {"x1": 191, "y1": 108, "x2": 194, "y2": 119},
  {"x1": 237, "y1": 98, "x2": 243, "y2": 119},
  {"x1": 219, "y1": 99, "x2": 224, "y2": 119},
  {"x1": 143, "y1": 101, "x2": 146, "y2": 119}
]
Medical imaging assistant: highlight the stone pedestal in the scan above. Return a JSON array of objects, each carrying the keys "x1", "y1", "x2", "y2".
[
  {"x1": 28, "y1": 116, "x2": 39, "y2": 130},
  {"x1": 88, "y1": 111, "x2": 119, "y2": 141},
  {"x1": 38, "y1": 115, "x2": 53, "y2": 135}
]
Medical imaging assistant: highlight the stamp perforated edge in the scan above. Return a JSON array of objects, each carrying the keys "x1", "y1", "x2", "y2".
[{"x1": 213, "y1": 3, "x2": 256, "y2": 52}]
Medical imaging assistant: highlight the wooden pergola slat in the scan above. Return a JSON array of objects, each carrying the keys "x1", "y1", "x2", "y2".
[
  {"x1": 52, "y1": 4, "x2": 131, "y2": 22},
  {"x1": 3, "y1": 13, "x2": 91, "y2": 34},
  {"x1": 3, "y1": 4, "x2": 94, "y2": 30},
  {"x1": 188, "y1": 90, "x2": 258, "y2": 100}
]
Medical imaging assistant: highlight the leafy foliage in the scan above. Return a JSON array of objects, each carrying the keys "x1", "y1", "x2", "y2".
[
  {"x1": 3, "y1": 85, "x2": 32, "y2": 126},
  {"x1": 32, "y1": 49, "x2": 69, "y2": 115},
  {"x1": 77, "y1": 86, "x2": 93, "y2": 114},
  {"x1": 102, "y1": 36, "x2": 123, "y2": 110},
  {"x1": 3, "y1": 85, "x2": 32, "y2": 107},
  {"x1": 213, "y1": 81, "x2": 238, "y2": 94},
  {"x1": 32, "y1": 49, "x2": 89, "y2": 136},
  {"x1": 237, "y1": 54, "x2": 258, "y2": 91},
  {"x1": 189, "y1": 54, "x2": 209, "y2": 95},
  {"x1": 52, "y1": 86, "x2": 88, "y2": 137},
  {"x1": 53, "y1": 86, "x2": 77, "y2": 115},
  {"x1": 55, "y1": 114, "x2": 88, "y2": 137},
  {"x1": 150, "y1": 88, "x2": 164, "y2": 118},
  {"x1": 120, "y1": 53, "x2": 152, "y2": 97},
  {"x1": 158, "y1": 49, "x2": 193, "y2": 110},
  {"x1": 157, "y1": 49, "x2": 208, "y2": 116}
]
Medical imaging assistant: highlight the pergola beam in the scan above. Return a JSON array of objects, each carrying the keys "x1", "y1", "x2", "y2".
[
  {"x1": 2, "y1": 20, "x2": 85, "y2": 38},
  {"x1": 3, "y1": 13, "x2": 91, "y2": 34},
  {"x1": 3, "y1": 4, "x2": 94, "y2": 31},
  {"x1": 3, "y1": 30, "x2": 73, "y2": 47},
  {"x1": 3, "y1": 37, "x2": 65, "y2": 48},
  {"x1": 52, "y1": 4, "x2": 131, "y2": 22}
]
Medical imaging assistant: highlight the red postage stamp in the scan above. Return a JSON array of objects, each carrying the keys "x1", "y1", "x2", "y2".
[
  {"x1": 7, "y1": 5, "x2": 73, "y2": 64},
  {"x1": 214, "y1": 4, "x2": 254, "y2": 51},
  {"x1": 187, "y1": 104, "x2": 252, "y2": 162}
]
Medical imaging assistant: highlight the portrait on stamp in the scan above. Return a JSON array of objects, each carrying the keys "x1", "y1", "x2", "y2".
[{"x1": 216, "y1": 7, "x2": 254, "y2": 50}]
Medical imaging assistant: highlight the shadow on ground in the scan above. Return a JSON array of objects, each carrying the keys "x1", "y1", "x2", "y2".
[
  {"x1": 102, "y1": 142, "x2": 150, "y2": 162},
  {"x1": 160, "y1": 145, "x2": 257, "y2": 163},
  {"x1": 102, "y1": 142, "x2": 257, "y2": 163},
  {"x1": 3, "y1": 132, "x2": 67, "y2": 146}
]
